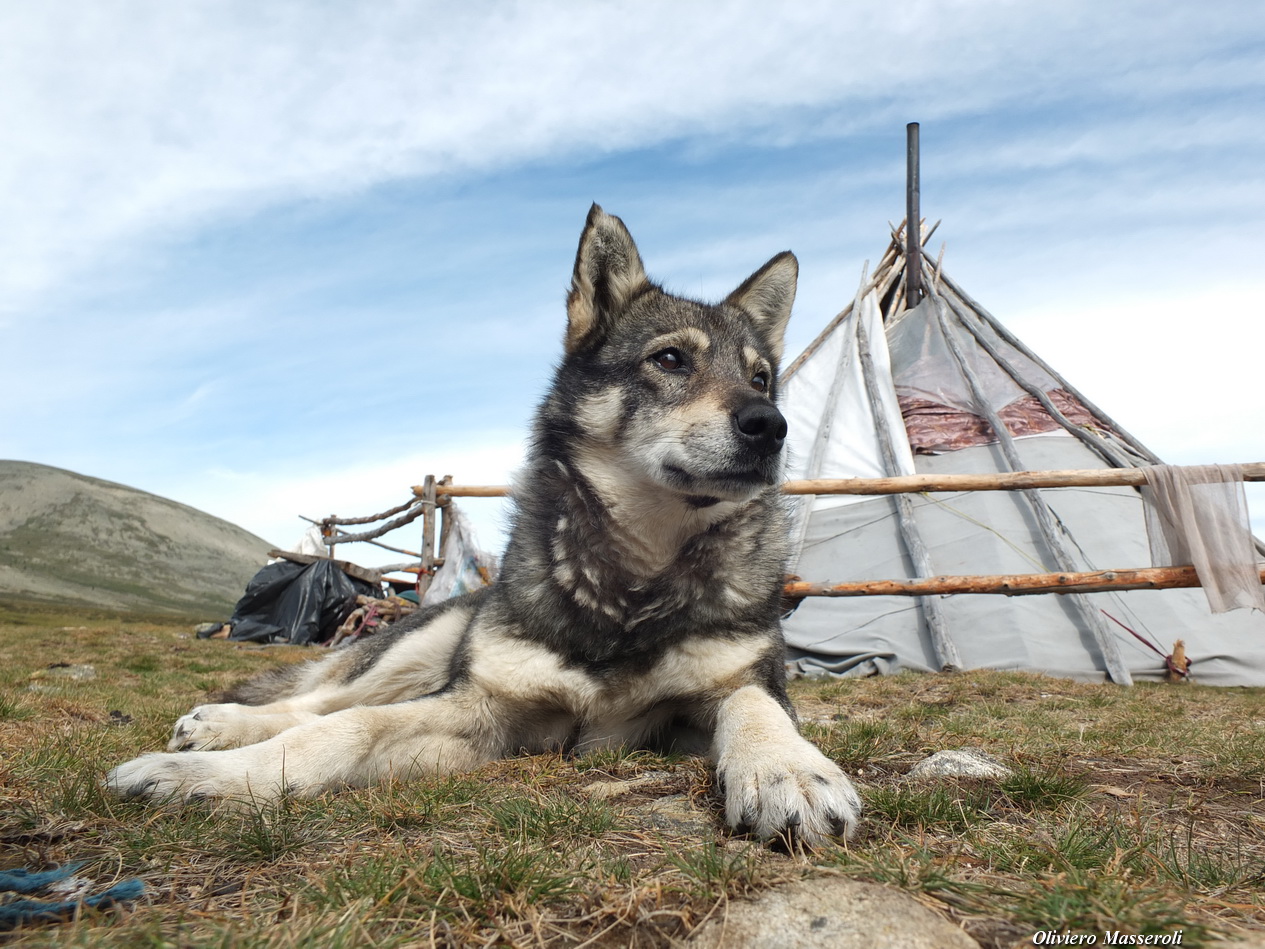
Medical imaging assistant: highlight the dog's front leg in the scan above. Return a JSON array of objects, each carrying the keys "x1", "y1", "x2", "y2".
[
  {"x1": 712, "y1": 684, "x2": 861, "y2": 846},
  {"x1": 107, "y1": 692, "x2": 497, "y2": 804},
  {"x1": 166, "y1": 703, "x2": 322, "y2": 751}
]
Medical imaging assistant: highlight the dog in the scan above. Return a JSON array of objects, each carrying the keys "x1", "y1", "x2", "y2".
[{"x1": 107, "y1": 205, "x2": 862, "y2": 846}]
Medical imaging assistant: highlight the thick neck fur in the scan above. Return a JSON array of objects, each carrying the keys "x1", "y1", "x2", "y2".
[
  {"x1": 501, "y1": 444, "x2": 783, "y2": 633},
  {"x1": 569, "y1": 443, "x2": 741, "y2": 579}
]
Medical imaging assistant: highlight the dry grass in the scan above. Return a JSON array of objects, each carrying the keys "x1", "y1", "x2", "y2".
[{"x1": 1, "y1": 601, "x2": 1263, "y2": 947}]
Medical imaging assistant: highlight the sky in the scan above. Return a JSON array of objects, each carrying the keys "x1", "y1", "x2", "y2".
[{"x1": 3, "y1": 0, "x2": 1263, "y2": 570}]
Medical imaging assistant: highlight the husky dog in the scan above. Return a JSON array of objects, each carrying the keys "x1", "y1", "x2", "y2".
[{"x1": 107, "y1": 205, "x2": 861, "y2": 846}]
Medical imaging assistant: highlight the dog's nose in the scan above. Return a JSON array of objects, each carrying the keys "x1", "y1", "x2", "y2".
[{"x1": 733, "y1": 400, "x2": 787, "y2": 455}]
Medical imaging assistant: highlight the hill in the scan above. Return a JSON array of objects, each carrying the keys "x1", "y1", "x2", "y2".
[{"x1": 0, "y1": 460, "x2": 273, "y2": 617}]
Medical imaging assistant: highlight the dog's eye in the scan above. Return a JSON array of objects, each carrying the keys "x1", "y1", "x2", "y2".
[
  {"x1": 750, "y1": 371, "x2": 769, "y2": 392},
  {"x1": 650, "y1": 349, "x2": 687, "y2": 372}
]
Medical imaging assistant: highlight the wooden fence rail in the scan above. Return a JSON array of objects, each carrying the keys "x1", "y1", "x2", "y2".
[
  {"x1": 409, "y1": 465, "x2": 1265, "y2": 598},
  {"x1": 783, "y1": 565, "x2": 1265, "y2": 599},
  {"x1": 416, "y1": 463, "x2": 1265, "y2": 500}
]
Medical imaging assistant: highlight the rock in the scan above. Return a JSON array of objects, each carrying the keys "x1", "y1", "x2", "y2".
[
  {"x1": 579, "y1": 771, "x2": 673, "y2": 799},
  {"x1": 31, "y1": 663, "x2": 98, "y2": 682},
  {"x1": 632, "y1": 794, "x2": 716, "y2": 836},
  {"x1": 907, "y1": 749, "x2": 1012, "y2": 781},
  {"x1": 28, "y1": 663, "x2": 98, "y2": 691},
  {"x1": 26, "y1": 663, "x2": 98, "y2": 693},
  {"x1": 689, "y1": 876, "x2": 979, "y2": 948}
]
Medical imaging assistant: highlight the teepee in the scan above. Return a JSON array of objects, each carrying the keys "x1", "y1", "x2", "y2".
[{"x1": 780, "y1": 222, "x2": 1265, "y2": 686}]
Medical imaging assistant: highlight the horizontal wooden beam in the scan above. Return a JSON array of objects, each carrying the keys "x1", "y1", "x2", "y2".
[
  {"x1": 267, "y1": 549, "x2": 383, "y2": 586},
  {"x1": 420, "y1": 482, "x2": 511, "y2": 498},
  {"x1": 781, "y1": 463, "x2": 1265, "y2": 496},
  {"x1": 782, "y1": 565, "x2": 1265, "y2": 598},
  {"x1": 402, "y1": 476, "x2": 1265, "y2": 600},
  {"x1": 416, "y1": 463, "x2": 1265, "y2": 500}
]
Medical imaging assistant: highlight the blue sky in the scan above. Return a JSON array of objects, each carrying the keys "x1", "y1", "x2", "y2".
[{"x1": 3, "y1": 1, "x2": 1263, "y2": 564}]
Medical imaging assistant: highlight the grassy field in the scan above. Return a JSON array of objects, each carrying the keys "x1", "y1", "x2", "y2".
[{"x1": 1, "y1": 600, "x2": 1263, "y2": 947}]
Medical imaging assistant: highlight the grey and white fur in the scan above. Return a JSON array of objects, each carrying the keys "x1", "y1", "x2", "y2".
[{"x1": 107, "y1": 204, "x2": 862, "y2": 846}]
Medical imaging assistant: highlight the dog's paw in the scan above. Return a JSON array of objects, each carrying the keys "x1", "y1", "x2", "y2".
[
  {"x1": 105, "y1": 750, "x2": 279, "y2": 804},
  {"x1": 167, "y1": 704, "x2": 315, "y2": 752},
  {"x1": 168, "y1": 704, "x2": 236, "y2": 752},
  {"x1": 717, "y1": 737, "x2": 861, "y2": 847},
  {"x1": 107, "y1": 751, "x2": 219, "y2": 802}
]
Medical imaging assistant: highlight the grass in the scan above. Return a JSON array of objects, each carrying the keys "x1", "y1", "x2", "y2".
[{"x1": 0, "y1": 604, "x2": 1263, "y2": 947}]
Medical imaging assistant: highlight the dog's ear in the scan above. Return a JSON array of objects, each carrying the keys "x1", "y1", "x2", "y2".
[
  {"x1": 725, "y1": 251, "x2": 797, "y2": 365},
  {"x1": 566, "y1": 204, "x2": 648, "y2": 354}
]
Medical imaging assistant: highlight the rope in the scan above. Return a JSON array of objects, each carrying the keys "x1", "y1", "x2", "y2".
[{"x1": 1101, "y1": 610, "x2": 1190, "y2": 679}]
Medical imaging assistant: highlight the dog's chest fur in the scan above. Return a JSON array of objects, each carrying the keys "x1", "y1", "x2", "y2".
[
  {"x1": 497, "y1": 460, "x2": 787, "y2": 670},
  {"x1": 553, "y1": 482, "x2": 772, "y2": 620}
]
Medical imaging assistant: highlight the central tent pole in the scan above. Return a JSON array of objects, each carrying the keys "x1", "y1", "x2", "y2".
[{"x1": 905, "y1": 122, "x2": 923, "y2": 306}]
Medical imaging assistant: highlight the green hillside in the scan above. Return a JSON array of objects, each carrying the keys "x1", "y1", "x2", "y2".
[{"x1": 0, "y1": 460, "x2": 272, "y2": 617}]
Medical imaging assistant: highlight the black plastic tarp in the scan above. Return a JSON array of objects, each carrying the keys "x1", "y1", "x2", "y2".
[{"x1": 226, "y1": 559, "x2": 380, "y2": 645}]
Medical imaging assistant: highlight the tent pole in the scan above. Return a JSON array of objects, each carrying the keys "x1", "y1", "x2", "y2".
[
  {"x1": 905, "y1": 122, "x2": 923, "y2": 306},
  {"x1": 855, "y1": 304, "x2": 961, "y2": 672},
  {"x1": 933, "y1": 282, "x2": 1136, "y2": 469},
  {"x1": 942, "y1": 270, "x2": 1265, "y2": 561},
  {"x1": 937, "y1": 270, "x2": 1162, "y2": 465},
  {"x1": 925, "y1": 284, "x2": 1134, "y2": 684},
  {"x1": 786, "y1": 271, "x2": 869, "y2": 570},
  {"x1": 781, "y1": 246, "x2": 898, "y2": 383}
]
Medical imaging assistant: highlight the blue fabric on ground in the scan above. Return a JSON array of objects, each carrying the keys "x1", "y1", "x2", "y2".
[
  {"x1": 0, "y1": 863, "x2": 145, "y2": 930},
  {"x1": 0, "y1": 863, "x2": 85, "y2": 893}
]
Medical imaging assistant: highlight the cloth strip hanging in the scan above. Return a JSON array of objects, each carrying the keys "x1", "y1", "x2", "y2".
[{"x1": 1141, "y1": 464, "x2": 1265, "y2": 614}]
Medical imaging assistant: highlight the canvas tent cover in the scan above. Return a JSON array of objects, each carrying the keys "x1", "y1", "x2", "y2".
[{"x1": 780, "y1": 244, "x2": 1265, "y2": 686}]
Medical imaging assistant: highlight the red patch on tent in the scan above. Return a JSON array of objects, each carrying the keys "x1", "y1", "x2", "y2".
[{"x1": 900, "y1": 388, "x2": 1111, "y2": 454}]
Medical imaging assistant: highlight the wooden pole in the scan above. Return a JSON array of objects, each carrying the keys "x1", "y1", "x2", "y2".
[
  {"x1": 422, "y1": 483, "x2": 512, "y2": 498},
  {"x1": 415, "y1": 464, "x2": 1265, "y2": 501},
  {"x1": 781, "y1": 463, "x2": 1265, "y2": 496},
  {"x1": 319, "y1": 498, "x2": 418, "y2": 527},
  {"x1": 783, "y1": 564, "x2": 1265, "y2": 598},
  {"x1": 932, "y1": 281, "x2": 1135, "y2": 469},
  {"x1": 437, "y1": 474, "x2": 453, "y2": 560},
  {"x1": 417, "y1": 475, "x2": 437, "y2": 599},
  {"x1": 855, "y1": 300, "x2": 960, "y2": 671},
  {"x1": 1166, "y1": 639, "x2": 1189, "y2": 682},
  {"x1": 300, "y1": 515, "x2": 423, "y2": 559},
  {"x1": 925, "y1": 284, "x2": 1133, "y2": 684},
  {"x1": 905, "y1": 122, "x2": 922, "y2": 306},
  {"x1": 937, "y1": 269, "x2": 1163, "y2": 465},
  {"x1": 781, "y1": 244, "x2": 900, "y2": 383}
]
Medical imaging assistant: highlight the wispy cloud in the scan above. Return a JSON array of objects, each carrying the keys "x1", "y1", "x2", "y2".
[
  {"x1": 186, "y1": 434, "x2": 528, "y2": 559},
  {"x1": 3, "y1": 0, "x2": 1263, "y2": 553},
  {"x1": 4, "y1": 1, "x2": 1257, "y2": 307}
]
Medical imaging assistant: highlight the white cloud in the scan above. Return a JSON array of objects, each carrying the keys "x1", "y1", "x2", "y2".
[
  {"x1": 1011, "y1": 285, "x2": 1258, "y2": 430},
  {"x1": 3, "y1": 0, "x2": 1257, "y2": 312},
  {"x1": 4, "y1": 0, "x2": 1263, "y2": 566},
  {"x1": 1010, "y1": 284, "x2": 1265, "y2": 535},
  {"x1": 174, "y1": 431, "x2": 528, "y2": 568}
]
